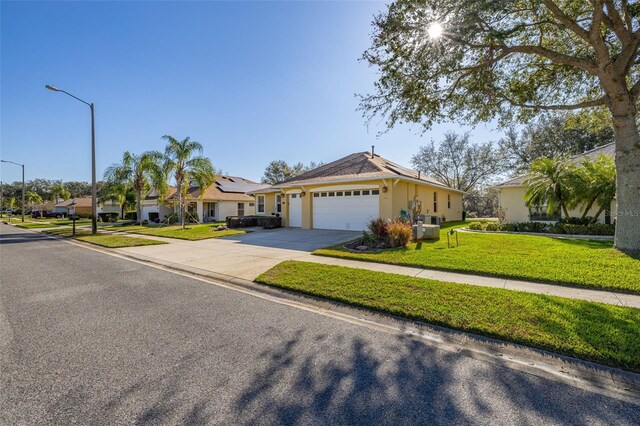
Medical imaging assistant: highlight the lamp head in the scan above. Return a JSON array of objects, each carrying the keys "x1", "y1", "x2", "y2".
[{"x1": 45, "y1": 84, "x2": 61, "y2": 92}]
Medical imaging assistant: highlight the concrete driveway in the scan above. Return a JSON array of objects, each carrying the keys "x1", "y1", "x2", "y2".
[{"x1": 117, "y1": 227, "x2": 360, "y2": 280}]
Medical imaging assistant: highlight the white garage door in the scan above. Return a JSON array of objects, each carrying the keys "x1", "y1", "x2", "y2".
[
  {"x1": 288, "y1": 193, "x2": 302, "y2": 227},
  {"x1": 313, "y1": 189, "x2": 380, "y2": 231}
]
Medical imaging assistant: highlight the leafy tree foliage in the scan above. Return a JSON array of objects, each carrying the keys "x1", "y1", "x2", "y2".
[
  {"x1": 162, "y1": 135, "x2": 216, "y2": 229},
  {"x1": 104, "y1": 151, "x2": 165, "y2": 225},
  {"x1": 411, "y1": 131, "x2": 506, "y2": 192},
  {"x1": 361, "y1": 0, "x2": 640, "y2": 251},
  {"x1": 261, "y1": 160, "x2": 322, "y2": 184},
  {"x1": 500, "y1": 113, "x2": 614, "y2": 172}
]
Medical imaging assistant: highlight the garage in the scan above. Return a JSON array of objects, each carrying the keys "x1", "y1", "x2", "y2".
[
  {"x1": 288, "y1": 193, "x2": 302, "y2": 227},
  {"x1": 312, "y1": 189, "x2": 379, "y2": 231}
]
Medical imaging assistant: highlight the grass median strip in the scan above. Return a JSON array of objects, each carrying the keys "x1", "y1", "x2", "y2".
[
  {"x1": 103, "y1": 223, "x2": 245, "y2": 241},
  {"x1": 43, "y1": 228, "x2": 167, "y2": 248},
  {"x1": 256, "y1": 261, "x2": 640, "y2": 371},
  {"x1": 314, "y1": 221, "x2": 640, "y2": 294}
]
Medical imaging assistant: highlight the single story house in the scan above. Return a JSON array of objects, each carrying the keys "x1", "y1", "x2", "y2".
[
  {"x1": 54, "y1": 197, "x2": 121, "y2": 217},
  {"x1": 496, "y1": 143, "x2": 617, "y2": 224},
  {"x1": 142, "y1": 176, "x2": 269, "y2": 223},
  {"x1": 250, "y1": 150, "x2": 464, "y2": 231}
]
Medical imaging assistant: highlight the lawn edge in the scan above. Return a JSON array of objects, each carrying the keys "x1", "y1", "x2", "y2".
[{"x1": 312, "y1": 247, "x2": 640, "y2": 296}]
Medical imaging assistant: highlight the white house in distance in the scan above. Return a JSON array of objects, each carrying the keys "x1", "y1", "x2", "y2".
[
  {"x1": 141, "y1": 175, "x2": 268, "y2": 223},
  {"x1": 496, "y1": 143, "x2": 616, "y2": 224}
]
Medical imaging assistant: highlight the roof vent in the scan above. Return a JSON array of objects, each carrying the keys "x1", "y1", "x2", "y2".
[{"x1": 371, "y1": 145, "x2": 375, "y2": 158}]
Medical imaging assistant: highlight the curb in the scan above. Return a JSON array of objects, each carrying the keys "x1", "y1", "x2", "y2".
[{"x1": 6, "y1": 225, "x2": 640, "y2": 405}]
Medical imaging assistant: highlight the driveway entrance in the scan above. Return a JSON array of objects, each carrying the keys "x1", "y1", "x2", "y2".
[{"x1": 118, "y1": 227, "x2": 360, "y2": 280}]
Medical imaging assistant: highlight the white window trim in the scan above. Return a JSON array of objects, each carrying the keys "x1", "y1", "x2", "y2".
[{"x1": 257, "y1": 195, "x2": 265, "y2": 214}]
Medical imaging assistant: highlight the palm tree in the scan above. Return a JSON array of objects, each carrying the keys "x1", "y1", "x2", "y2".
[
  {"x1": 103, "y1": 151, "x2": 165, "y2": 225},
  {"x1": 50, "y1": 183, "x2": 71, "y2": 210},
  {"x1": 162, "y1": 135, "x2": 216, "y2": 229},
  {"x1": 26, "y1": 191, "x2": 43, "y2": 218},
  {"x1": 99, "y1": 181, "x2": 134, "y2": 219},
  {"x1": 523, "y1": 156, "x2": 574, "y2": 219},
  {"x1": 574, "y1": 155, "x2": 617, "y2": 223}
]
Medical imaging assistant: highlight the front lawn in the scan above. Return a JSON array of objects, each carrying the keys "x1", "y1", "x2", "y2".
[
  {"x1": 43, "y1": 228, "x2": 167, "y2": 248},
  {"x1": 103, "y1": 222, "x2": 245, "y2": 241},
  {"x1": 256, "y1": 261, "x2": 640, "y2": 372},
  {"x1": 314, "y1": 221, "x2": 640, "y2": 294}
]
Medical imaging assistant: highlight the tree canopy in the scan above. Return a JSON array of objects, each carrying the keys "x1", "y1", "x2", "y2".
[
  {"x1": 411, "y1": 131, "x2": 505, "y2": 192},
  {"x1": 261, "y1": 160, "x2": 322, "y2": 184},
  {"x1": 362, "y1": 0, "x2": 640, "y2": 251}
]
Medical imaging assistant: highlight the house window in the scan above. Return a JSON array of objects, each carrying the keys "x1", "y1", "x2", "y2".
[
  {"x1": 362, "y1": 190, "x2": 370, "y2": 195},
  {"x1": 447, "y1": 194, "x2": 451, "y2": 209},
  {"x1": 372, "y1": 189, "x2": 379, "y2": 195},
  {"x1": 257, "y1": 195, "x2": 265, "y2": 213},
  {"x1": 238, "y1": 203, "x2": 245, "y2": 217},
  {"x1": 313, "y1": 193, "x2": 319, "y2": 197},
  {"x1": 336, "y1": 192, "x2": 343, "y2": 196},
  {"x1": 353, "y1": 191, "x2": 361, "y2": 196},
  {"x1": 433, "y1": 192, "x2": 438, "y2": 213},
  {"x1": 209, "y1": 203, "x2": 216, "y2": 219},
  {"x1": 291, "y1": 194, "x2": 297, "y2": 199},
  {"x1": 321, "y1": 192, "x2": 327, "y2": 197},
  {"x1": 345, "y1": 191, "x2": 352, "y2": 196},
  {"x1": 276, "y1": 195, "x2": 282, "y2": 213},
  {"x1": 328, "y1": 192, "x2": 335, "y2": 197}
]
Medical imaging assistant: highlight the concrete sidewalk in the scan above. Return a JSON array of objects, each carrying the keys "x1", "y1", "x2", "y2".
[{"x1": 106, "y1": 227, "x2": 640, "y2": 309}]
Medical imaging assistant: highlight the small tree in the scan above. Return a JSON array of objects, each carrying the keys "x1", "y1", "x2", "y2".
[
  {"x1": 104, "y1": 151, "x2": 165, "y2": 225},
  {"x1": 411, "y1": 131, "x2": 506, "y2": 192},
  {"x1": 162, "y1": 135, "x2": 216, "y2": 229},
  {"x1": 574, "y1": 155, "x2": 617, "y2": 223},
  {"x1": 50, "y1": 183, "x2": 70, "y2": 206},
  {"x1": 25, "y1": 191, "x2": 43, "y2": 217},
  {"x1": 524, "y1": 157, "x2": 575, "y2": 218}
]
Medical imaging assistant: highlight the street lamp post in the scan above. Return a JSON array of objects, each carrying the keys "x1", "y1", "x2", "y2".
[
  {"x1": 0, "y1": 160, "x2": 25, "y2": 222},
  {"x1": 46, "y1": 84, "x2": 97, "y2": 234}
]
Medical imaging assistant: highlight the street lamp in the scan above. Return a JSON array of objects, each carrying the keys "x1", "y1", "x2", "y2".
[
  {"x1": 0, "y1": 160, "x2": 25, "y2": 222},
  {"x1": 46, "y1": 84, "x2": 97, "y2": 234}
]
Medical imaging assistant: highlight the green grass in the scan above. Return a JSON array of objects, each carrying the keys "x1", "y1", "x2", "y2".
[
  {"x1": 257, "y1": 261, "x2": 640, "y2": 371},
  {"x1": 103, "y1": 222, "x2": 244, "y2": 240},
  {"x1": 3, "y1": 217, "x2": 92, "y2": 227},
  {"x1": 43, "y1": 228, "x2": 167, "y2": 248},
  {"x1": 314, "y1": 221, "x2": 640, "y2": 294},
  {"x1": 13, "y1": 221, "x2": 58, "y2": 229}
]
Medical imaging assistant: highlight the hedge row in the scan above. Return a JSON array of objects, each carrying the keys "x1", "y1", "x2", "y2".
[{"x1": 468, "y1": 221, "x2": 615, "y2": 236}]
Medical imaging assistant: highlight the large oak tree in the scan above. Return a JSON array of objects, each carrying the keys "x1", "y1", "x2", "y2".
[{"x1": 361, "y1": 0, "x2": 640, "y2": 251}]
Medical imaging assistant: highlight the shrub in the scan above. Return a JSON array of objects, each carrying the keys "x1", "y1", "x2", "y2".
[
  {"x1": 98, "y1": 212, "x2": 119, "y2": 222},
  {"x1": 124, "y1": 212, "x2": 137, "y2": 221},
  {"x1": 385, "y1": 219, "x2": 412, "y2": 247},
  {"x1": 368, "y1": 218, "x2": 388, "y2": 241},
  {"x1": 468, "y1": 221, "x2": 483, "y2": 230},
  {"x1": 498, "y1": 223, "x2": 518, "y2": 232},
  {"x1": 559, "y1": 216, "x2": 594, "y2": 225},
  {"x1": 484, "y1": 222, "x2": 499, "y2": 231},
  {"x1": 517, "y1": 222, "x2": 550, "y2": 233}
]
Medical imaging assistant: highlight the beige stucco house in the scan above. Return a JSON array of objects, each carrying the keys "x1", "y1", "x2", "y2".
[
  {"x1": 142, "y1": 176, "x2": 268, "y2": 223},
  {"x1": 250, "y1": 151, "x2": 464, "y2": 231},
  {"x1": 496, "y1": 143, "x2": 616, "y2": 224},
  {"x1": 54, "y1": 197, "x2": 120, "y2": 217}
]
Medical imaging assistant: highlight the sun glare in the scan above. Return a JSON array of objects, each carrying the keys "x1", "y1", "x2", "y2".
[{"x1": 428, "y1": 22, "x2": 443, "y2": 39}]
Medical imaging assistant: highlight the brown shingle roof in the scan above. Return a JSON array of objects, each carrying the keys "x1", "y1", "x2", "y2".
[{"x1": 254, "y1": 152, "x2": 461, "y2": 192}]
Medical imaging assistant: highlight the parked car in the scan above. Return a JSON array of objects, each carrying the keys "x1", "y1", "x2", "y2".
[{"x1": 31, "y1": 211, "x2": 64, "y2": 219}]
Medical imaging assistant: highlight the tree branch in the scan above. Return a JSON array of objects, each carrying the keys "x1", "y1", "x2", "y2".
[
  {"x1": 502, "y1": 96, "x2": 608, "y2": 110},
  {"x1": 542, "y1": 0, "x2": 591, "y2": 43}
]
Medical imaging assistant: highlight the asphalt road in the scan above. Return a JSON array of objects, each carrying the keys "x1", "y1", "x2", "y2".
[{"x1": 1, "y1": 225, "x2": 638, "y2": 425}]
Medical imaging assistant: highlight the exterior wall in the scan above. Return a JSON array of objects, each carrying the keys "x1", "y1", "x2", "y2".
[
  {"x1": 499, "y1": 185, "x2": 616, "y2": 224},
  {"x1": 257, "y1": 179, "x2": 462, "y2": 229},
  {"x1": 256, "y1": 193, "x2": 278, "y2": 216},
  {"x1": 498, "y1": 187, "x2": 531, "y2": 223}
]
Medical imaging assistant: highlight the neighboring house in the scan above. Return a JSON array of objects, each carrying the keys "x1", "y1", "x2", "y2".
[
  {"x1": 142, "y1": 176, "x2": 268, "y2": 223},
  {"x1": 250, "y1": 151, "x2": 464, "y2": 231},
  {"x1": 54, "y1": 197, "x2": 120, "y2": 217},
  {"x1": 496, "y1": 143, "x2": 616, "y2": 224}
]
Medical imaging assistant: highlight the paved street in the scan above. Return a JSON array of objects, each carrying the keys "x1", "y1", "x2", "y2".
[{"x1": 1, "y1": 224, "x2": 639, "y2": 425}]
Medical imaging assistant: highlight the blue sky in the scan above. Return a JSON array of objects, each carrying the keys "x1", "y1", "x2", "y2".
[{"x1": 1, "y1": 1, "x2": 500, "y2": 184}]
